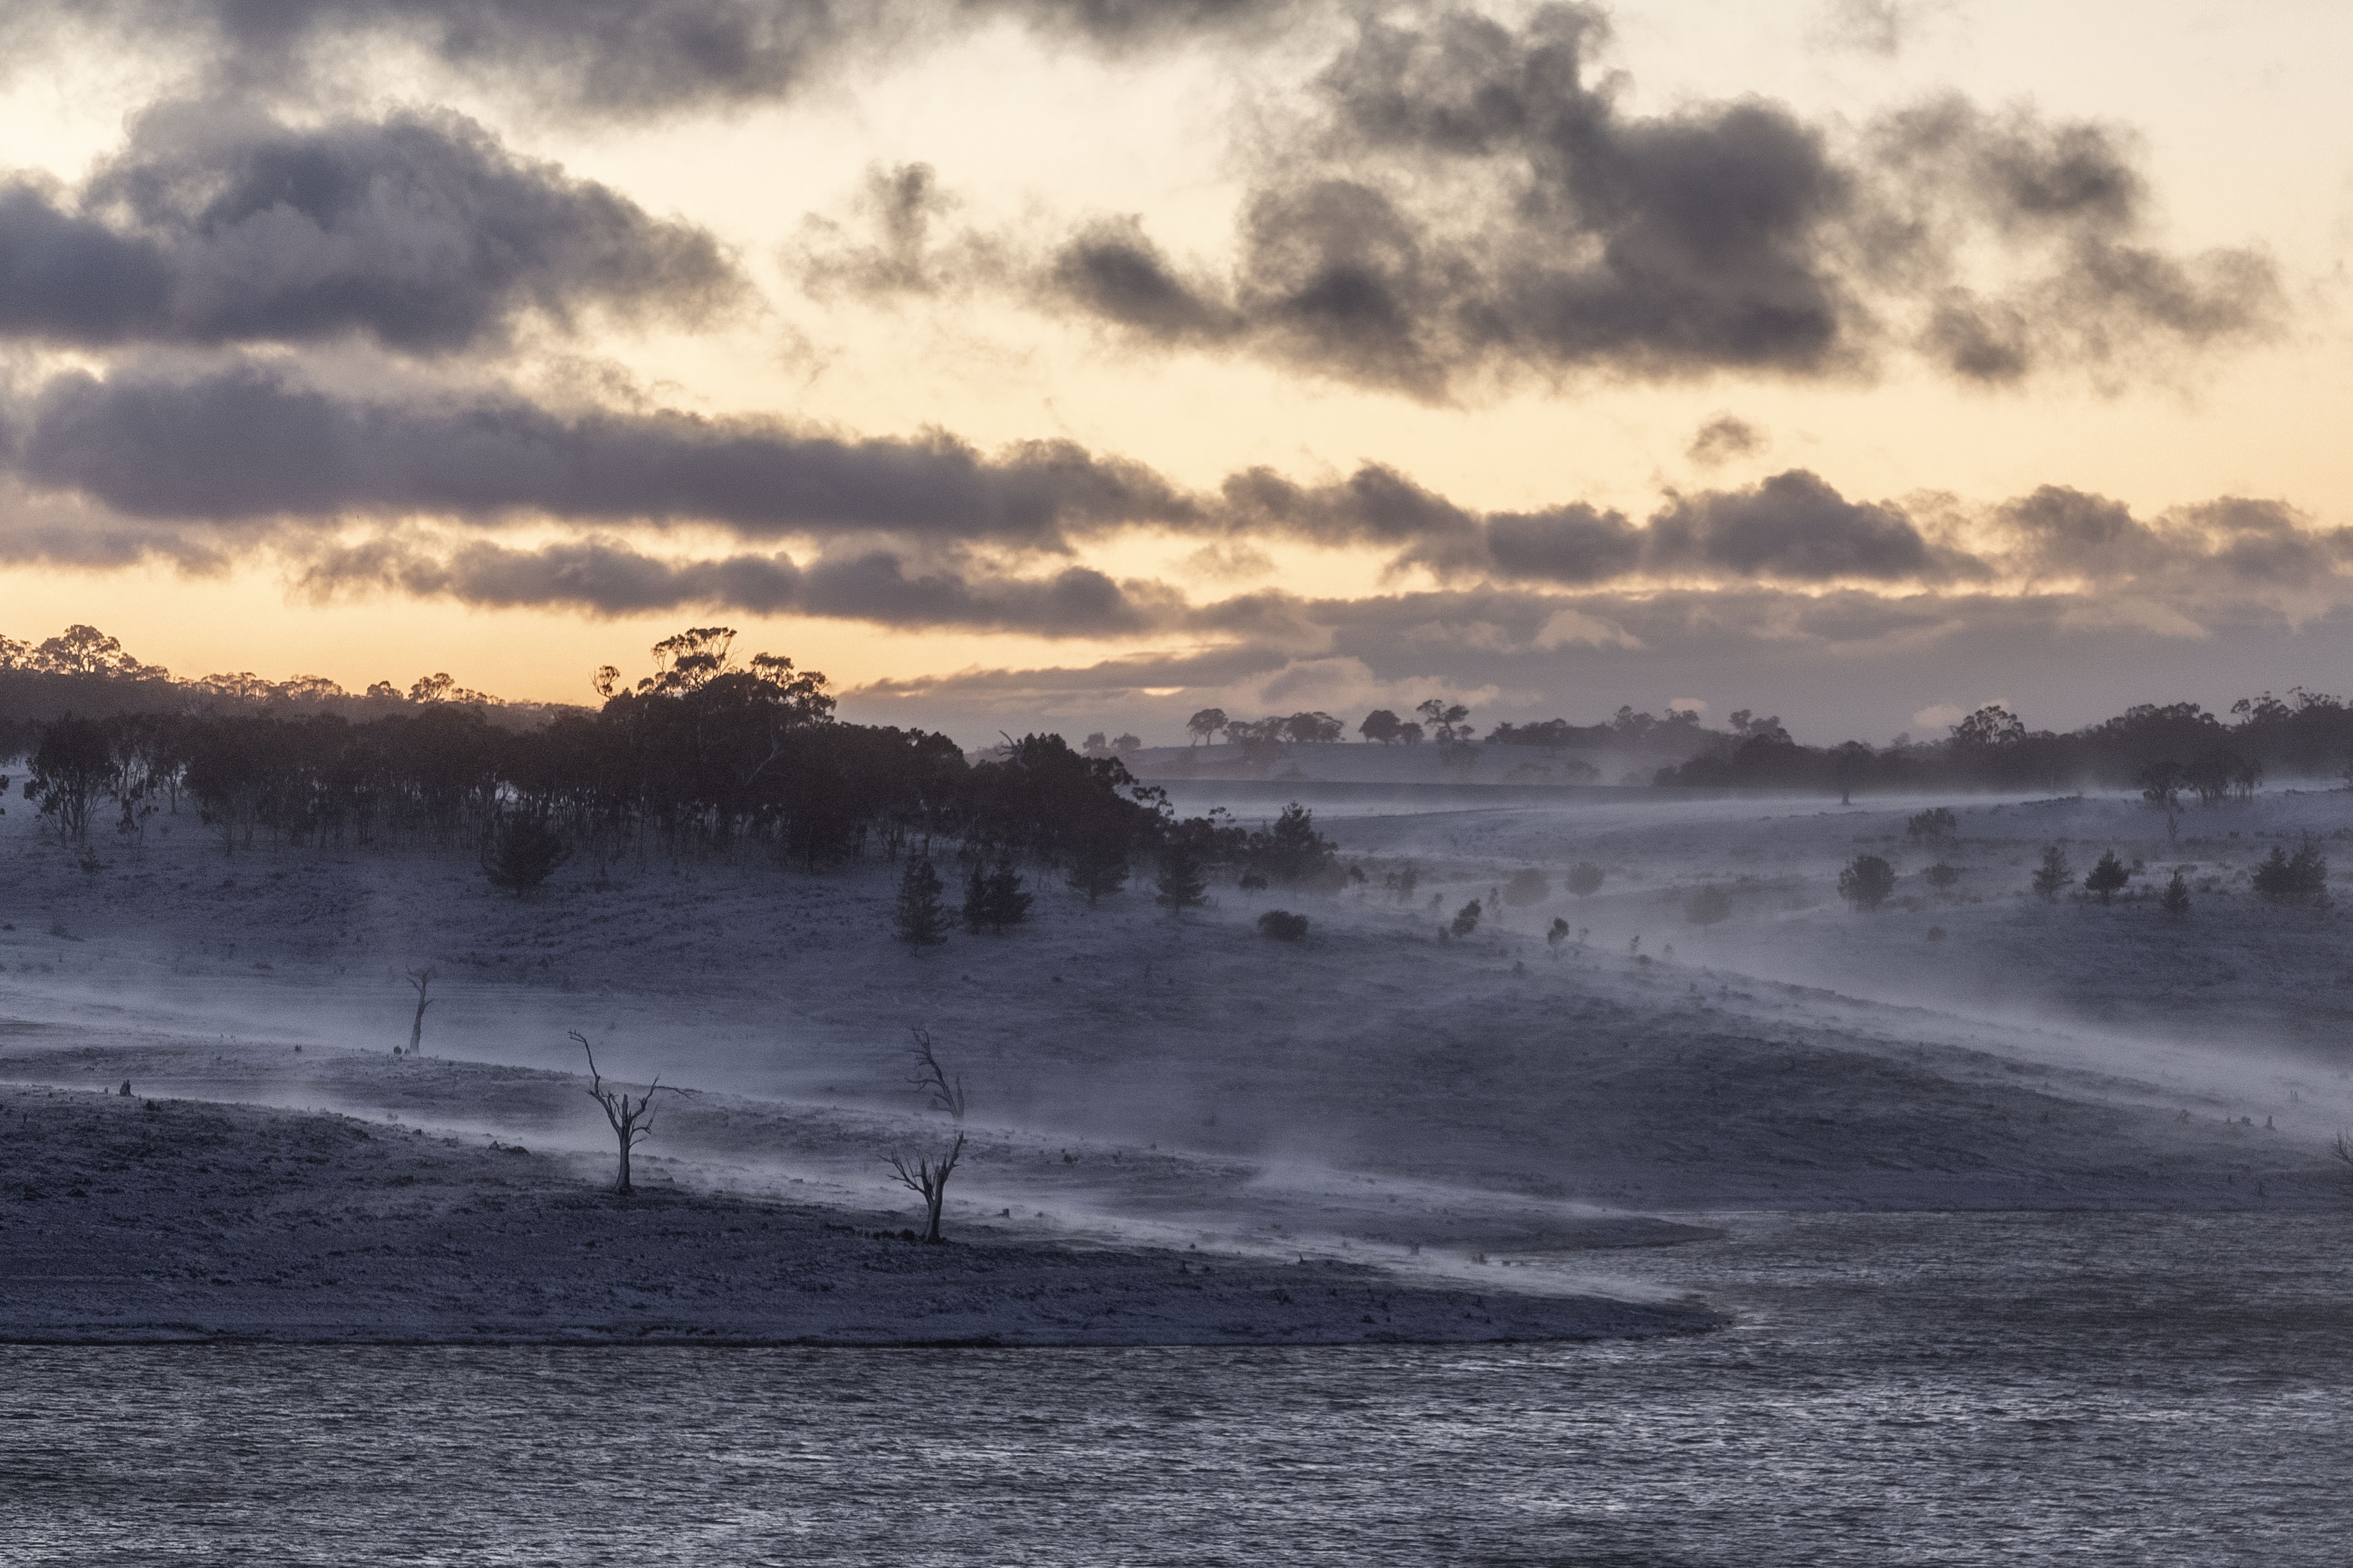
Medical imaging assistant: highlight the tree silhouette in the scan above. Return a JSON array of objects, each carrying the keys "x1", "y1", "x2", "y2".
[
  {"x1": 2084, "y1": 851, "x2": 2131, "y2": 904},
  {"x1": 1155, "y1": 840, "x2": 1209, "y2": 914},
  {"x1": 2139, "y1": 761, "x2": 2185, "y2": 841},
  {"x1": 888, "y1": 1030, "x2": 967, "y2": 1243},
  {"x1": 1905, "y1": 807, "x2": 1956, "y2": 841},
  {"x1": 1416, "y1": 697, "x2": 1471, "y2": 744},
  {"x1": 480, "y1": 809, "x2": 571, "y2": 896},
  {"x1": 1685, "y1": 885, "x2": 1731, "y2": 925},
  {"x1": 573, "y1": 1030, "x2": 691, "y2": 1196},
  {"x1": 405, "y1": 968, "x2": 434, "y2": 1056},
  {"x1": 894, "y1": 857, "x2": 949, "y2": 949},
  {"x1": 2031, "y1": 845, "x2": 2072, "y2": 902},
  {"x1": 1830, "y1": 740, "x2": 1873, "y2": 804},
  {"x1": 26, "y1": 715, "x2": 114, "y2": 845},
  {"x1": 979, "y1": 863, "x2": 1031, "y2": 931},
  {"x1": 1066, "y1": 825, "x2": 1130, "y2": 904},
  {"x1": 2160, "y1": 869, "x2": 2191, "y2": 919},
  {"x1": 1185, "y1": 708, "x2": 1228, "y2": 747},
  {"x1": 1450, "y1": 899, "x2": 1482, "y2": 938},
  {"x1": 1257, "y1": 910, "x2": 1309, "y2": 941},
  {"x1": 1566, "y1": 862, "x2": 1605, "y2": 898},
  {"x1": 1837, "y1": 855, "x2": 1895, "y2": 911},
  {"x1": 959, "y1": 862, "x2": 1033, "y2": 934},
  {"x1": 2252, "y1": 844, "x2": 2328, "y2": 905}
]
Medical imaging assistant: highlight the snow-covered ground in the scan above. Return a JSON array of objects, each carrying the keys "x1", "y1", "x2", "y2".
[{"x1": 2, "y1": 779, "x2": 2348, "y2": 1342}]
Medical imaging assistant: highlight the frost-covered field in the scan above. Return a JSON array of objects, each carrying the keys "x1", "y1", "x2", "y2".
[{"x1": 1, "y1": 780, "x2": 2348, "y2": 1343}]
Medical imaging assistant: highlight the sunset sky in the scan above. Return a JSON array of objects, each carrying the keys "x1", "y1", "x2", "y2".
[{"x1": 3, "y1": 0, "x2": 2350, "y2": 744}]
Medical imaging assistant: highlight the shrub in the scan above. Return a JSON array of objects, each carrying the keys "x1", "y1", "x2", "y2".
[
  {"x1": 1566, "y1": 862, "x2": 1605, "y2": 897},
  {"x1": 1923, "y1": 863, "x2": 1960, "y2": 891},
  {"x1": 1837, "y1": 854, "x2": 1895, "y2": 911},
  {"x1": 1684, "y1": 885, "x2": 1732, "y2": 926},
  {"x1": 479, "y1": 811, "x2": 571, "y2": 896},
  {"x1": 1238, "y1": 871, "x2": 1269, "y2": 891},
  {"x1": 1450, "y1": 899, "x2": 1482, "y2": 938},
  {"x1": 1503, "y1": 868, "x2": 1549, "y2": 906},
  {"x1": 964, "y1": 861, "x2": 1031, "y2": 933},
  {"x1": 894, "y1": 857, "x2": 948, "y2": 949},
  {"x1": 1546, "y1": 917, "x2": 1569, "y2": 954},
  {"x1": 2160, "y1": 869, "x2": 2191, "y2": 919},
  {"x1": 1065, "y1": 830, "x2": 1129, "y2": 904},
  {"x1": 2252, "y1": 844, "x2": 2328, "y2": 905},
  {"x1": 2084, "y1": 851, "x2": 2131, "y2": 904},
  {"x1": 1155, "y1": 841, "x2": 1209, "y2": 913},
  {"x1": 1257, "y1": 910, "x2": 1309, "y2": 941},
  {"x1": 2030, "y1": 845, "x2": 2072, "y2": 902},
  {"x1": 1905, "y1": 807, "x2": 1957, "y2": 841}
]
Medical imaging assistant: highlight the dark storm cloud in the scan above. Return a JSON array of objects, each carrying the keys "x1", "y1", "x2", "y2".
[
  {"x1": 1039, "y1": 5, "x2": 2279, "y2": 396},
  {"x1": 296, "y1": 533, "x2": 1179, "y2": 633},
  {"x1": 0, "y1": 104, "x2": 737, "y2": 354},
  {"x1": 9, "y1": 361, "x2": 1198, "y2": 544}
]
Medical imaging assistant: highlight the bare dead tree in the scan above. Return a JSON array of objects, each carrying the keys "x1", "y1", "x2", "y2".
[
  {"x1": 888, "y1": 1135, "x2": 967, "y2": 1244},
  {"x1": 907, "y1": 1028, "x2": 966, "y2": 1121},
  {"x1": 889, "y1": 1028, "x2": 968, "y2": 1241},
  {"x1": 404, "y1": 968, "x2": 434, "y2": 1057},
  {"x1": 2332, "y1": 1130, "x2": 2353, "y2": 1174},
  {"x1": 572, "y1": 1029, "x2": 692, "y2": 1196}
]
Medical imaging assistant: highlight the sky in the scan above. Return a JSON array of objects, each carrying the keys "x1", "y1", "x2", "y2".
[{"x1": 2, "y1": 0, "x2": 2350, "y2": 746}]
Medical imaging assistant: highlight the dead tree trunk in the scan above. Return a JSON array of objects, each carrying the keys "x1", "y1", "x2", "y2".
[
  {"x1": 405, "y1": 968, "x2": 434, "y2": 1056},
  {"x1": 888, "y1": 1134, "x2": 966, "y2": 1243},
  {"x1": 887, "y1": 1029, "x2": 968, "y2": 1241},
  {"x1": 907, "y1": 1028, "x2": 966, "y2": 1121},
  {"x1": 573, "y1": 1029, "x2": 689, "y2": 1195}
]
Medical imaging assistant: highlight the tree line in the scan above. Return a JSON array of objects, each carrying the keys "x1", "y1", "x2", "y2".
[
  {"x1": 1655, "y1": 695, "x2": 2353, "y2": 797},
  {"x1": 14, "y1": 627, "x2": 1340, "y2": 903}
]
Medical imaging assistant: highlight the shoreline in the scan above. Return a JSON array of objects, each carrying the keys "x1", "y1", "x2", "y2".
[{"x1": 0, "y1": 1081, "x2": 1726, "y2": 1348}]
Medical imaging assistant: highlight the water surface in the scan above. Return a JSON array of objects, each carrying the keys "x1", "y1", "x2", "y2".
[{"x1": 6, "y1": 1211, "x2": 2348, "y2": 1565}]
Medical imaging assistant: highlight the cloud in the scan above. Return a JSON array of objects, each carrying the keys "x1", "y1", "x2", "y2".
[
  {"x1": 1038, "y1": 5, "x2": 2279, "y2": 397},
  {"x1": 0, "y1": 103, "x2": 739, "y2": 354},
  {"x1": 1808, "y1": 0, "x2": 1955, "y2": 58},
  {"x1": 1047, "y1": 216, "x2": 1240, "y2": 342},
  {"x1": 294, "y1": 532, "x2": 1184, "y2": 634},
  {"x1": 8, "y1": 359, "x2": 1199, "y2": 544},
  {"x1": 1647, "y1": 470, "x2": 1960, "y2": 583},
  {"x1": 26, "y1": 1, "x2": 1310, "y2": 119},
  {"x1": 6, "y1": 361, "x2": 2349, "y2": 623},
  {"x1": 1687, "y1": 414, "x2": 1765, "y2": 467},
  {"x1": 1404, "y1": 469, "x2": 1967, "y2": 588},
  {"x1": 790, "y1": 163, "x2": 1013, "y2": 301}
]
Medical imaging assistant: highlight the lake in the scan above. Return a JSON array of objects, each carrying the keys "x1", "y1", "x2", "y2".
[{"x1": 5, "y1": 1210, "x2": 2348, "y2": 1565}]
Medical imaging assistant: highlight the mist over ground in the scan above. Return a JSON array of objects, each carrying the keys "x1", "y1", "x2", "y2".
[{"x1": 5, "y1": 771, "x2": 2346, "y2": 1289}]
